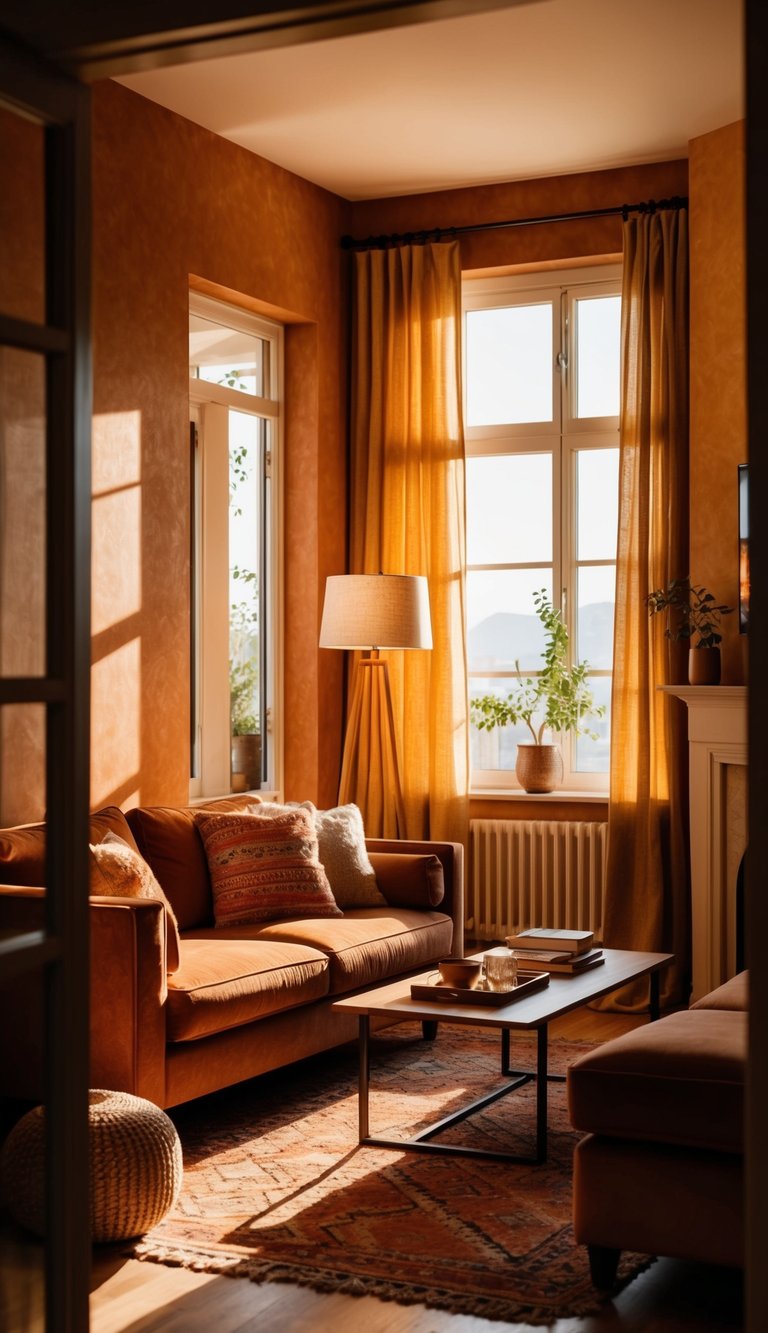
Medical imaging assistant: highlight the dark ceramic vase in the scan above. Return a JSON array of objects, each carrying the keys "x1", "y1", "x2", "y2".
[{"x1": 688, "y1": 647, "x2": 721, "y2": 686}]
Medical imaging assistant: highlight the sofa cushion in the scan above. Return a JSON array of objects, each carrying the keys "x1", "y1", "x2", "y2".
[
  {"x1": 126, "y1": 796, "x2": 263, "y2": 929},
  {"x1": 198, "y1": 807, "x2": 342, "y2": 927},
  {"x1": 167, "y1": 938, "x2": 330, "y2": 1041},
  {"x1": 300, "y1": 802, "x2": 386, "y2": 908},
  {"x1": 254, "y1": 907, "x2": 454, "y2": 995},
  {"x1": 691, "y1": 971, "x2": 748, "y2": 1012},
  {"x1": 567, "y1": 1009, "x2": 746, "y2": 1153},
  {"x1": 89, "y1": 834, "x2": 182, "y2": 974},
  {"x1": 368, "y1": 852, "x2": 445, "y2": 909},
  {"x1": 0, "y1": 806, "x2": 140, "y2": 886}
]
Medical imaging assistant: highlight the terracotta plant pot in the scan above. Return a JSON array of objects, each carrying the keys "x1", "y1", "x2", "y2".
[
  {"x1": 688, "y1": 647, "x2": 721, "y2": 686},
  {"x1": 230, "y1": 733, "x2": 262, "y2": 791},
  {"x1": 515, "y1": 743, "x2": 564, "y2": 794}
]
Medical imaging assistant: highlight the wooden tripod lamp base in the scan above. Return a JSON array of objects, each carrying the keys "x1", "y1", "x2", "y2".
[{"x1": 338, "y1": 653, "x2": 406, "y2": 835}]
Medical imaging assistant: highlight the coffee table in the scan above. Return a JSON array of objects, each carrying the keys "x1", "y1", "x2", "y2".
[{"x1": 332, "y1": 947, "x2": 672, "y2": 1165}]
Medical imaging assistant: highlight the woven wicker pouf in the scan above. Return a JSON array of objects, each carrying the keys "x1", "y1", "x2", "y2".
[{"x1": 0, "y1": 1089, "x2": 183, "y2": 1242}]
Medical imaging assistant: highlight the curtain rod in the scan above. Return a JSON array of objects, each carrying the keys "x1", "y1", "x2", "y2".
[{"x1": 340, "y1": 195, "x2": 688, "y2": 252}]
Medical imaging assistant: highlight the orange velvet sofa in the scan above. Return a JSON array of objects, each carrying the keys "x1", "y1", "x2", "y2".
[
  {"x1": 0, "y1": 797, "x2": 464, "y2": 1109},
  {"x1": 567, "y1": 971, "x2": 747, "y2": 1285}
]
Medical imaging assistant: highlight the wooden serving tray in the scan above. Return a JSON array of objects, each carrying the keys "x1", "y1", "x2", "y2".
[{"x1": 410, "y1": 970, "x2": 550, "y2": 1006}]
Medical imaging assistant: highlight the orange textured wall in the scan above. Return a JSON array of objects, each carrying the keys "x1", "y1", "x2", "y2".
[
  {"x1": 91, "y1": 81, "x2": 348, "y2": 809},
  {"x1": 689, "y1": 121, "x2": 747, "y2": 684}
]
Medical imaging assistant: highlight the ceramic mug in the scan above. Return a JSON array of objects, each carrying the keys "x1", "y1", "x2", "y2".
[
  {"x1": 482, "y1": 947, "x2": 518, "y2": 991},
  {"x1": 437, "y1": 957, "x2": 482, "y2": 989}
]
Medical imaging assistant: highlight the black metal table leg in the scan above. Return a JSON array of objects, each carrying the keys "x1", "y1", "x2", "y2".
[
  {"x1": 358, "y1": 1014, "x2": 370, "y2": 1141},
  {"x1": 536, "y1": 1024, "x2": 548, "y2": 1163},
  {"x1": 649, "y1": 970, "x2": 661, "y2": 1021},
  {"x1": 501, "y1": 1026, "x2": 510, "y2": 1073}
]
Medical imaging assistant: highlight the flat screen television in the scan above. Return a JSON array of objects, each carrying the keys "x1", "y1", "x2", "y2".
[{"x1": 739, "y1": 462, "x2": 749, "y2": 633}]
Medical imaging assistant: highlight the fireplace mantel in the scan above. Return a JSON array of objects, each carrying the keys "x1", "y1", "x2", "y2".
[{"x1": 662, "y1": 685, "x2": 747, "y2": 999}]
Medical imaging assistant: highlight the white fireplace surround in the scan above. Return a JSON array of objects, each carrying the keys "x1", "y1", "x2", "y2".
[{"x1": 663, "y1": 685, "x2": 747, "y2": 1000}]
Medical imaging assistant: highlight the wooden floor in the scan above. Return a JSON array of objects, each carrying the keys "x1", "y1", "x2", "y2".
[{"x1": 2, "y1": 1006, "x2": 744, "y2": 1332}]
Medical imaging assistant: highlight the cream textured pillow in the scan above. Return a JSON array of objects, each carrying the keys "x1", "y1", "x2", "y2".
[
  {"x1": 197, "y1": 806, "x2": 342, "y2": 928},
  {"x1": 89, "y1": 833, "x2": 181, "y2": 973},
  {"x1": 300, "y1": 802, "x2": 386, "y2": 909}
]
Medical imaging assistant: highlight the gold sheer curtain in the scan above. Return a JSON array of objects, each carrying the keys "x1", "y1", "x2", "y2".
[
  {"x1": 602, "y1": 207, "x2": 690, "y2": 1008},
  {"x1": 348, "y1": 240, "x2": 468, "y2": 845}
]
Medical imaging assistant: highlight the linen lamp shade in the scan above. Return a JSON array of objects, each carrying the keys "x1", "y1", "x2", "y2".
[{"x1": 319, "y1": 574, "x2": 432, "y2": 650}]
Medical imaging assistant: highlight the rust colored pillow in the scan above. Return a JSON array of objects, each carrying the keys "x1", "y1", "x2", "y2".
[
  {"x1": 197, "y1": 807, "x2": 342, "y2": 928},
  {"x1": 0, "y1": 806, "x2": 140, "y2": 887},
  {"x1": 366, "y1": 852, "x2": 445, "y2": 909},
  {"x1": 127, "y1": 795, "x2": 263, "y2": 930},
  {"x1": 89, "y1": 834, "x2": 181, "y2": 973}
]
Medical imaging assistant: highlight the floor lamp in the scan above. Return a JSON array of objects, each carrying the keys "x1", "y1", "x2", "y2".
[{"x1": 319, "y1": 574, "x2": 432, "y2": 836}]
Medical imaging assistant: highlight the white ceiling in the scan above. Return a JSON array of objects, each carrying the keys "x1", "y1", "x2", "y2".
[{"x1": 116, "y1": 0, "x2": 743, "y2": 201}]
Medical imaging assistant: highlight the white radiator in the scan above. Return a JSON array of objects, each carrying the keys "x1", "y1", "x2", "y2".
[{"x1": 469, "y1": 819, "x2": 607, "y2": 940}]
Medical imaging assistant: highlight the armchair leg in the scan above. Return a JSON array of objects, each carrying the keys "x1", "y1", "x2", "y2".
[
  {"x1": 587, "y1": 1244, "x2": 621, "y2": 1289},
  {"x1": 422, "y1": 1020, "x2": 438, "y2": 1040}
]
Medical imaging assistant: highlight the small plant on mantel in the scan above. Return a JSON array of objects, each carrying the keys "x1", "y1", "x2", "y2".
[
  {"x1": 645, "y1": 577, "x2": 733, "y2": 648},
  {"x1": 470, "y1": 590, "x2": 605, "y2": 792},
  {"x1": 646, "y1": 577, "x2": 733, "y2": 686}
]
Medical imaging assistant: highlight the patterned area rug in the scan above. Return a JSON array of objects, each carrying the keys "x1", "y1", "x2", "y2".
[{"x1": 133, "y1": 1026, "x2": 652, "y2": 1324}]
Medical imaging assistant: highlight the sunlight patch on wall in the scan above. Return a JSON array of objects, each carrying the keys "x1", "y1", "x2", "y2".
[
  {"x1": 92, "y1": 410, "x2": 141, "y2": 495},
  {"x1": 91, "y1": 638, "x2": 141, "y2": 808},
  {"x1": 92, "y1": 486, "x2": 142, "y2": 636}
]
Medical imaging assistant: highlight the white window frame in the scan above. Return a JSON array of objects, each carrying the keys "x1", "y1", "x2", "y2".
[
  {"x1": 463, "y1": 264, "x2": 621, "y2": 794},
  {"x1": 188, "y1": 292, "x2": 284, "y2": 799}
]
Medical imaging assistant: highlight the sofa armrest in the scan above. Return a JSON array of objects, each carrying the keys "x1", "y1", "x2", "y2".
[
  {"x1": 0, "y1": 886, "x2": 167, "y2": 1106},
  {"x1": 90, "y1": 896, "x2": 167, "y2": 1105},
  {"x1": 365, "y1": 839, "x2": 464, "y2": 956}
]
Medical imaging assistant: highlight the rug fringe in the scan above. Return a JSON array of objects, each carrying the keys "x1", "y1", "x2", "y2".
[{"x1": 130, "y1": 1238, "x2": 656, "y2": 1326}]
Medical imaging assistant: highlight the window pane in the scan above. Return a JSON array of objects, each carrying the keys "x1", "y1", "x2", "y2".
[
  {"x1": 575, "y1": 295, "x2": 621, "y2": 418},
  {"x1": 467, "y1": 454, "x2": 552, "y2": 565},
  {"x1": 470, "y1": 677, "x2": 531, "y2": 772},
  {"x1": 0, "y1": 702, "x2": 46, "y2": 825},
  {"x1": 229, "y1": 411, "x2": 263, "y2": 790},
  {"x1": 190, "y1": 314, "x2": 267, "y2": 397},
  {"x1": 577, "y1": 565, "x2": 615, "y2": 668},
  {"x1": 577, "y1": 448, "x2": 619, "y2": 560},
  {"x1": 467, "y1": 569, "x2": 552, "y2": 672},
  {"x1": 466, "y1": 303, "x2": 553, "y2": 426},
  {"x1": 573, "y1": 676, "x2": 611, "y2": 773},
  {"x1": 1, "y1": 349, "x2": 46, "y2": 677},
  {"x1": 0, "y1": 106, "x2": 45, "y2": 324}
]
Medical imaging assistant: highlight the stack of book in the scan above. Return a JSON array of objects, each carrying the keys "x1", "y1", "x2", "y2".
[{"x1": 504, "y1": 927, "x2": 604, "y2": 973}]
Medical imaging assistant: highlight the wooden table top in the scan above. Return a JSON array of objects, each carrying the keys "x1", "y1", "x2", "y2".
[{"x1": 331, "y1": 948, "x2": 674, "y2": 1031}]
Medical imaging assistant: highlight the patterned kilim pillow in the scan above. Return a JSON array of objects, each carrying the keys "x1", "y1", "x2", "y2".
[{"x1": 197, "y1": 807, "x2": 342, "y2": 927}]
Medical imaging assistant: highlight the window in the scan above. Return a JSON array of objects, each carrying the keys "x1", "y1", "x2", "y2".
[
  {"x1": 189, "y1": 294, "x2": 283, "y2": 797},
  {"x1": 463, "y1": 265, "x2": 621, "y2": 792}
]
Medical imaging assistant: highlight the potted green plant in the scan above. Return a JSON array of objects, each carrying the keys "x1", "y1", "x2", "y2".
[
  {"x1": 645, "y1": 577, "x2": 732, "y2": 685},
  {"x1": 229, "y1": 590, "x2": 261, "y2": 791},
  {"x1": 470, "y1": 589, "x2": 605, "y2": 792}
]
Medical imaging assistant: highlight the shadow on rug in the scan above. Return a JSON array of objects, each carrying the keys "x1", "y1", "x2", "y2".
[{"x1": 133, "y1": 1026, "x2": 653, "y2": 1324}]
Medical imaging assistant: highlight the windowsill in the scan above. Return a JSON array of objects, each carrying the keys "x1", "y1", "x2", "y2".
[
  {"x1": 470, "y1": 788, "x2": 609, "y2": 802},
  {"x1": 189, "y1": 789, "x2": 281, "y2": 805}
]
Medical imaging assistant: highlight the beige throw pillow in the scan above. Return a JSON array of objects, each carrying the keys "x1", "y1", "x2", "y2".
[
  {"x1": 300, "y1": 802, "x2": 386, "y2": 909},
  {"x1": 89, "y1": 832, "x2": 181, "y2": 973}
]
